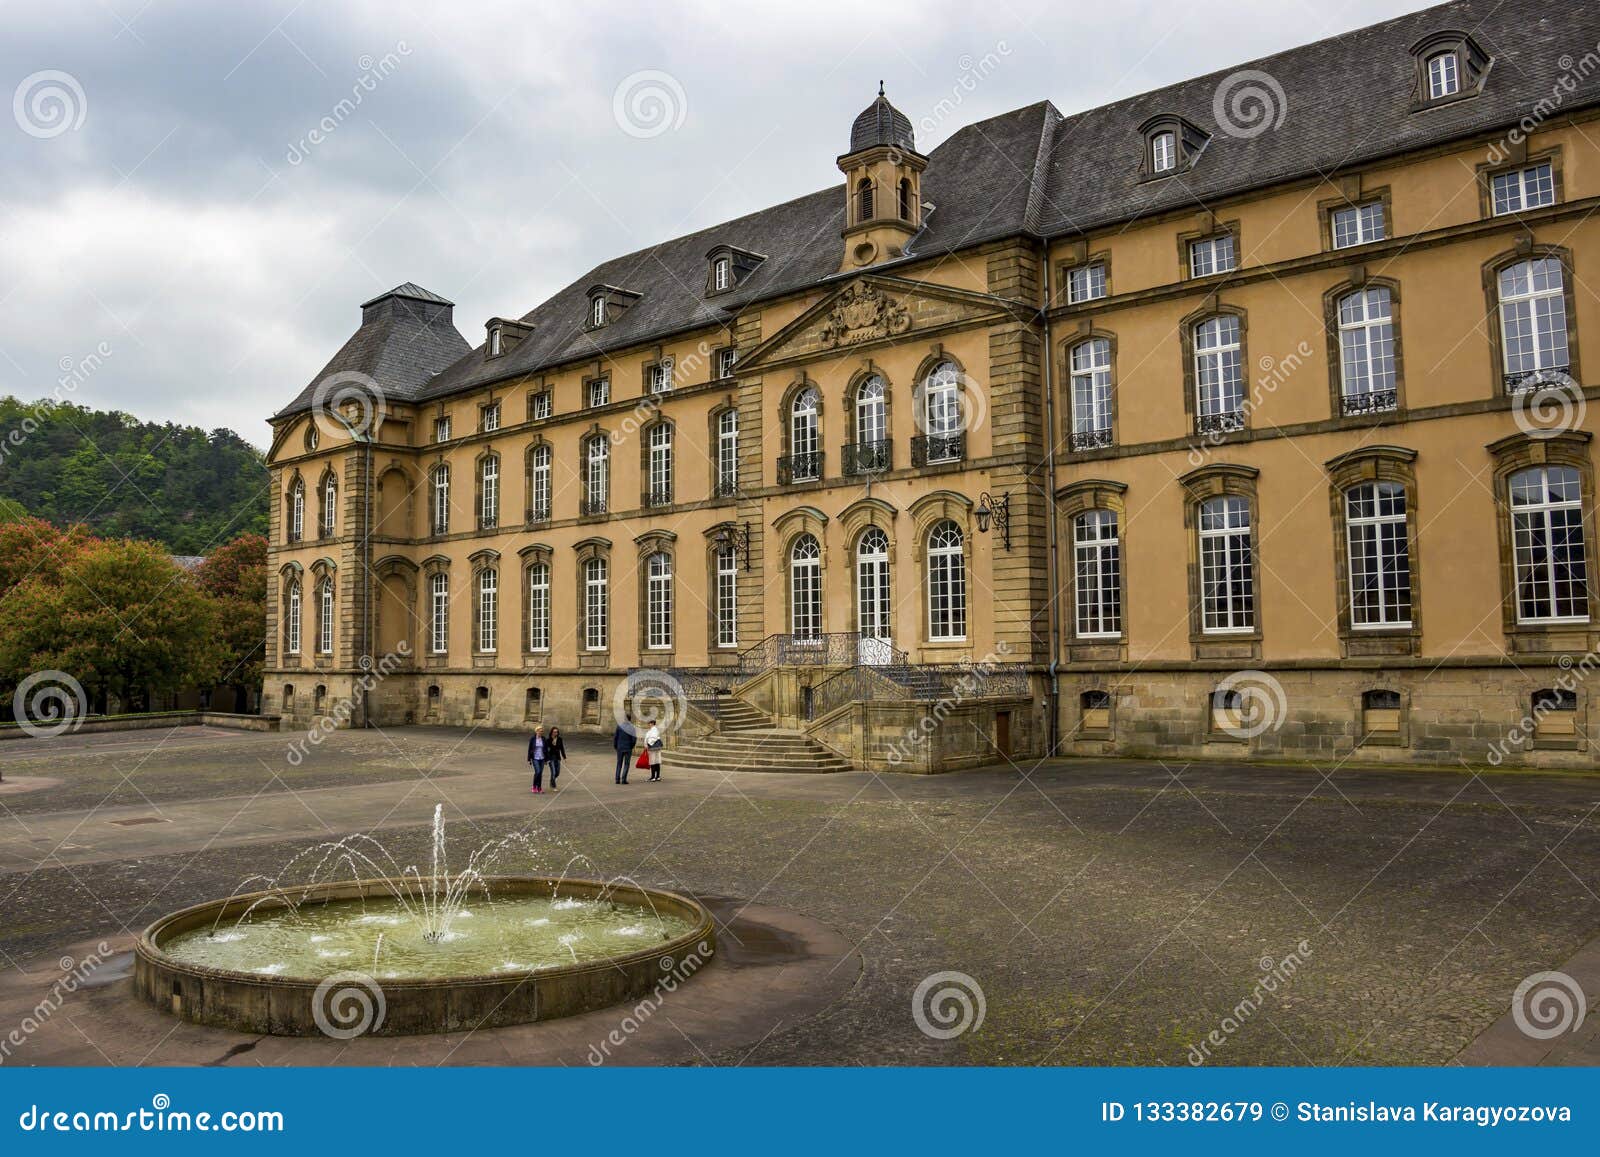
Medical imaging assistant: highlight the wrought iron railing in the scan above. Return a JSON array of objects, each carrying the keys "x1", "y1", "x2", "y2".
[
  {"x1": 713, "y1": 475, "x2": 738, "y2": 498},
  {"x1": 841, "y1": 439, "x2": 892, "y2": 475},
  {"x1": 807, "y1": 660, "x2": 1032, "y2": 720},
  {"x1": 1195, "y1": 411, "x2": 1245, "y2": 435},
  {"x1": 644, "y1": 485, "x2": 673, "y2": 509},
  {"x1": 911, "y1": 432, "x2": 965, "y2": 467},
  {"x1": 580, "y1": 496, "x2": 608, "y2": 517},
  {"x1": 526, "y1": 504, "x2": 550, "y2": 526},
  {"x1": 777, "y1": 451, "x2": 823, "y2": 484},
  {"x1": 1070, "y1": 428, "x2": 1114, "y2": 451},
  {"x1": 1505, "y1": 366, "x2": 1574, "y2": 393},
  {"x1": 1341, "y1": 390, "x2": 1398, "y2": 416}
]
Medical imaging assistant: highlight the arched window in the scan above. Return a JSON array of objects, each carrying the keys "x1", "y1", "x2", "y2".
[
  {"x1": 525, "y1": 687, "x2": 543, "y2": 722},
  {"x1": 1498, "y1": 257, "x2": 1570, "y2": 388},
  {"x1": 1150, "y1": 130, "x2": 1176, "y2": 173},
  {"x1": 926, "y1": 520, "x2": 967, "y2": 641},
  {"x1": 477, "y1": 568, "x2": 498, "y2": 653},
  {"x1": 526, "y1": 562, "x2": 550, "y2": 651},
  {"x1": 429, "y1": 572, "x2": 449, "y2": 654},
  {"x1": 321, "y1": 473, "x2": 337, "y2": 536},
  {"x1": 646, "y1": 423, "x2": 673, "y2": 507},
  {"x1": 430, "y1": 465, "x2": 450, "y2": 535},
  {"x1": 856, "y1": 527, "x2": 891, "y2": 645},
  {"x1": 646, "y1": 551, "x2": 673, "y2": 650},
  {"x1": 787, "y1": 387, "x2": 821, "y2": 481},
  {"x1": 1509, "y1": 465, "x2": 1588, "y2": 622},
  {"x1": 789, "y1": 534, "x2": 822, "y2": 640},
  {"x1": 857, "y1": 177, "x2": 874, "y2": 221},
  {"x1": 1198, "y1": 496, "x2": 1254, "y2": 632},
  {"x1": 288, "y1": 478, "x2": 305, "y2": 542},
  {"x1": 1073, "y1": 510, "x2": 1121, "y2": 637},
  {"x1": 284, "y1": 578, "x2": 302, "y2": 654},
  {"x1": 1193, "y1": 316, "x2": 1244, "y2": 431},
  {"x1": 915, "y1": 361, "x2": 964, "y2": 466},
  {"x1": 1345, "y1": 482, "x2": 1412, "y2": 627},
  {"x1": 584, "y1": 436, "x2": 609, "y2": 515},
  {"x1": 898, "y1": 178, "x2": 913, "y2": 221},
  {"x1": 584, "y1": 557, "x2": 609, "y2": 650},
  {"x1": 850, "y1": 375, "x2": 888, "y2": 473},
  {"x1": 316, "y1": 578, "x2": 334, "y2": 655},
  {"x1": 1336, "y1": 288, "x2": 1396, "y2": 413},
  {"x1": 479, "y1": 455, "x2": 499, "y2": 529},
  {"x1": 1426, "y1": 50, "x2": 1459, "y2": 98},
  {"x1": 716, "y1": 409, "x2": 739, "y2": 496},
  {"x1": 714, "y1": 545, "x2": 738, "y2": 648},
  {"x1": 528, "y1": 444, "x2": 551, "y2": 523},
  {"x1": 1069, "y1": 340, "x2": 1113, "y2": 449}
]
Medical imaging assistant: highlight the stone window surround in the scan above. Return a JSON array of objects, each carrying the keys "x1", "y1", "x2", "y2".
[
  {"x1": 1136, "y1": 113, "x2": 1209, "y2": 181},
  {"x1": 1074, "y1": 682, "x2": 1115, "y2": 740},
  {"x1": 1055, "y1": 239, "x2": 1112, "y2": 307},
  {"x1": 908, "y1": 490, "x2": 974, "y2": 653},
  {"x1": 1059, "y1": 325, "x2": 1120, "y2": 450},
  {"x1": 909, "y1": 346, "x2": 972, "y2": 468},
  {"x1": 1324, "y1": 445, "x2": 1422, "y2": 658},
  {"x1": 1056, "y1": 479, "x2": 1129, "y2": 661},
  {"x1": 773, "y1": 506, "x2": 830, "y2": 638},
  {"x1": 638, "y1": 416, "x2": 675, "y2": 507},
  {"x1": 370, "y1": 554, "x2": 417, "y2": 664},
  {"x1": 1408, "y1": 28, "x2": 1492, "y2": 111},
  {"x1": 579, "y1": 425, "x2": 611, "y2": 519},
  {"x1": 315, "y1": 465, "x2": 339, "y2": 540},
  {"x1": 517, "y1": 542, "x2": 553, "y2": 668},
  {"x1": 1475, "y1": 144, "x2": 1563, "y2": 221},
  {"x1": 1356, "y1": 684, "x2": 1412, "y2": 749},
  {"x1": 706, "y1": 394, "x2": 740, "y2": 499},
  {"x1": 634, "y1": 529, "x2": 677, "y2": 663},
  {"x1": 1321, "y1": 272, "x2": 1407, "y2": 418},
  {"x1": 838, "y1": 497, "x2": 900, "y2": 649},
  {"x1": 1178, "y1": 462, "x2": 1263, "y2": 661},
  {"x1": 1315, "y1": 180, "x2": 1393, "y2": 253},
  {"x1": 308, "y1": 558, "x2": 337, "y2": 666},
  {"x1": 468, "y1": 548, "x2": 500, "y2": 660},
  {"x1": 473, "y1": 447, "x2": 500, "y2": 531},
  {"x1": 703, "y1": 522, "x2": 745, "y2": 655},
  {"x1": 841, "y1": 360, "x2": 896, "y2": 448},
  {"x1": 277, "y1": 561, "x2": 304, "y2": 664},
  {"x1": 1480, "y1": 241, "x2": 1582, "y2": 400},
  {"x1": 1177, "y1": 219, "x2": 1241, "y2": 282},
  {"x1": 1178, "y1": 297, "x2": 1251, "y2": 435},
  {"x1": 523, "y1": 438, "x2": 552, "y2": 526},
  {"x1": 573, "y1": 536, "x2": 612, "y2": 666},
  {"x1": 420, "y1": 554, "x2": 451, "y2": 667}
]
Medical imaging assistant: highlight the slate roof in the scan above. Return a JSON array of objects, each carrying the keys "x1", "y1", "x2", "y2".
[
  {"x1": 849, "y1": 87, "x2": 918, "y2": 154},
  {"x1": 276, "y1": 0, "x2": 1600, "y2": 422}
]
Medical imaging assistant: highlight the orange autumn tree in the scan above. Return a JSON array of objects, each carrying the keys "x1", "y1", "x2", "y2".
[{"x1": 194, "y1": 533, "x2": 268, "y2": 707}]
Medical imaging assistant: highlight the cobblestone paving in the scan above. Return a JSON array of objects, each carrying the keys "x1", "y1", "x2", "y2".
[{"x1": 3, "y1": 727, "x2": 1599, "y2": 1066}]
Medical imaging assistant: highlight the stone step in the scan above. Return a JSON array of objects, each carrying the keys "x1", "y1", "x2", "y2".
[{"x1": 664, "y1": 758, "x2": 852, "y2": 775}]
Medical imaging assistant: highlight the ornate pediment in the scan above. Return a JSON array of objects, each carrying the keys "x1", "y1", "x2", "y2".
[{"x1": 818, "y1": 283, "x2": 912, "y2": 349}]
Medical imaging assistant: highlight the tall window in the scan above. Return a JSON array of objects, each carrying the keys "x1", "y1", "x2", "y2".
[
  {"x1": 647, "y1": 423, "x2": 673, "y2": 506},
  {"x1": 716, "y1": 409, "x2": 739, "y2": 495},
  {"x1": 434, "y1": 416, "x2": 451, "y2": 442},
  {"x1": 1510, "y1": 465, "x2": 1588, "y2": 623},
  {"x1": 1345, "y1": 482, "x2": 1412, "y2": 627},
  {"x1": 646, "y1": 552, "x2": 673, "y2": 650},
  {"x1": 1198, "y1": 496, "x2": 1255, "y2": 632},
  {"x1": 789, "y1": 387, "x2": 820, "y2": 480},
  {"x1": 285, "y1": 578, "x2": 301, "y2": 654},
  {"x1": 789, "y1": 535, "x2": 822, "y2": 640},
  {"x1": 529, "y1": 444, "x2": 551, "y2": 522},
  {"x1": 856, "y1": 527, "x2": 891, "y2": 642},
  {"x1": 1150, "y1": 131, "x2": 1176, "y2": 173},
  {"x1": 321, "y1": 474, "x2": 337, "y2": 536},
  {"x1": 584, "y1": 558, "x2": 609, "y2": 650},
  {"x1": 591, "y1": 297, "x2": 605, "y2": 327},
  {"x1": 317, "y1": 579, "x2": 334, "y2": 654},
  {"x1": 526, "y1": 563, "x2": 550, "y2": 651},
  {"x1": 1193, "y1": 315, "x2": 1244, "y2": 429},
  {"x1": 855, "y1": 375, "x2": 886, "y2": 445},
  {"x1": 715, "y1": 546, "x2": 738, "y2": 648},
  {"x1": 713, "y1": 257, "x2": 731, "y2": 291},
  {"x1": 479, "y1": 455, "x2": 499, "y2": 528},
  {"x1": 717, "y1": 347, "x2": 738, "y2": 379},
  {"x1": 927, "y1": 520, "x2": 967, "y2": 641},
  {"x1": 429, "y1": 572, "x2": 448, "y2": 653},
  {"x1": 857, "y1": 178, "x2": 873, "y2": 221},
  {"x1": 1069, "y1": 339, "x2": 1113, "y2": 448},
  {"x1": 1337, "y1": 287, "x2": 1396, "y2": 412},
  {"x1": 1067, "y1": 263, "x2": 1107, "y2": 304},
  {"x1": 431, "y1": 465, "x2": 450, "y2": 535},
  {"x1": 898, "y1": 178, "x2": 912, "y2": 220},
  {"x1": 1074, "y1": 511, "x2": 1121, "y2": 637},
  {"x1": 288, "y1": 479, "x2": 305, "y2": 542},
  {"x1": 1426, "y1": 51, "x2": 1459, "y2": 98},
  {"x1": 924, "y1": 361, "x2": 962, "y2": 445},
  {"x1": 478, "y1": 568, "x2": 498, "y2": 653},
  {"x1": 585, "y1": 436, "x2": 609, "y2": 514},
  {"x1": 1492, "y1": 163, "x2": 1556, "y2": 215},
  {"x1": 587, "y1": 376, "x2": 610, "y2": 408},
  {"x1": 1498, "y1": 257, "x2": 1569, "y2": 386},
  {"x1": 1331, "y1": 202, "x2": 1386, "y2": 248},
  {"x1": 1189, "y1": 234, "x2": 1236, "y2": 277}
]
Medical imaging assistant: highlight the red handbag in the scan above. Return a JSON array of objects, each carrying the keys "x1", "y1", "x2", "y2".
[{"x1": 636, "y1": 749, "x2": 650, "y2": 769}]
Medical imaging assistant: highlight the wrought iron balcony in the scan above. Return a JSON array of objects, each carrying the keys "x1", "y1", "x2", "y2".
[
  {"x1": 911, "y1": 432, "x2": 965, "y2": 467},
  {"x1": 579, "y1": 496, "x2": 608, "y2": 517},
  {"x1": 712, "y1": 475, "x2": 738, "y2": 499},
  {"x1": 777, "y1": 451, "x2": 823, "y2": 484},
  {"x1": 1341, "y1": 389, "x2": 1398, "y2": 416},
  {"x1": 1504, "y1": 366, "x2": 1574, "y2": 393},
  {"x1": 644, "y1": 485, "x2": 674, "y2": 509},
  {"x1": 1194, "y1": 411, "x2": 1245, "y2": 435},
  {"x1": 841, "y1": 439, "x2": 892, "y2": 476},
  {"x1": 1069, "y1": 428, "x2": 1114, "y2": 451},
  {"x1": 430, "y1": 519, "x2": 448, "y2": 537},
  {"x1": 526, "y1": 504, "x2": 550, "y2": 526}
]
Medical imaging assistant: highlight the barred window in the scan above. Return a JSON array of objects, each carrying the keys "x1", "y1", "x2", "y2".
[
  {"x1": 1067, "y1": 263, "x2": 1106, "y2": 304},
  {"x1": 585, "y1": 436, "x2": 609, "y2": 511},
  {"x1": 526, "y1": 563, "x2": 550, "y2": 651},
  {"x1": 1331, "y1": 201, "x2": 1386, "y2": 248},
  {"x1": 429, "y1": 572, "x2": 448, "y2": 654},
  {"x1": 1189, "y1": 234, "x2": 1236, "y2": 277},
  {"x1": 478, "y1": 568, "x2": 498, "y2": 653},
  {"x1": 1070, "y1": 339, "x2": 1112, "y2": 441},
  {"x1": 717, "y1": 409, "x2": 739, "y2": 495},
  {"x1": 1198, "y1": 496, "x2": 1255, "y2": 632},
  {"x1": 1337, "y1": 287, "x2": 1396, "y2": 404},
  {"x1": 1073, "y1": 510, "x2": 1121, "y2": 637},
  {"x1": 855, "y1": 375, "x2": 886, "y2": 444},
  {"x1": 715, "y1": 546, "x2": 738, "y2": 648},
  {"x1": 529, "y1": 444, "x2": 551, "y2": 522},
  {"x1": 789, "y1": 534, "x2": 822, "y2": 640},
  {"x1": 317, "y1": 579, "x2": 334, "y2": 654},
  {"x1": 1498, "y1": 257, "x2": 1569, "y2": 383},
  {"x1": 480, "y1": 455, "x2": 499, "y2": 528},
  {"x1": 1194, "y1": 315, "x2": 1243, "y2": 423},
  {"x1": 1345, "y1": 482, "x2": 1412, "y2": 627},
  {"x1": 856, "y1": 527, "x2": 891, "y2": 644},
  {"x1": 431, "y1": 465, "x2": 450, "y2": 535},
  {"x1": 584, "y1": 557, "x2": 609, "y2": 651},
  {"x1": 285, "y1": 579, "x2": 301, "y2": 654},
  {"x1": 646, "y1": 552, "x2": 673, "y2": 650},
  {"x1": 1491, "y1": 162, "x2": 1555, "y2": 215},
  {"x1": 927, "y1": 520, "x2": 967, "y2": 641},
  {"x1": 1510, "y1": 465, "x2": 1589, "y2": 623}
]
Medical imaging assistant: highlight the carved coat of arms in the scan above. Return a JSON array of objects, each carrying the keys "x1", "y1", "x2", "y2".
[{"x1": 818, "y1": 283, "x2": 912, "y2": 349}]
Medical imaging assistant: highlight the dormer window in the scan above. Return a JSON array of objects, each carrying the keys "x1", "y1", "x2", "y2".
[
  {"x1": 1410, "y1": 31, "x2": 1490, "y2": 107},
  {"x1": 591, "y1": 297, "x2": 606, "y2": 328},
  {"x1": 586, "y1": 284, "x2": 642, "y2": 328},
  {"x1": 713, "y1": 258, "x2": 731, "y2": 292},
  {"x1": 703, "y1": 245, "x2": 765, "y2": 296},
  {"x1": 487, "y1": 324, "x2": 503, "y2": 357},
  {"x1": 1151, "y1": 132, "x2": 1176, "y2": 173},
  {"x1": 1139, "y1": 115, "x2": 1208, "y2": 179}
]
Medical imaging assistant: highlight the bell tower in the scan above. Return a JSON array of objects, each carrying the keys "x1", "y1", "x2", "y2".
[{"x1": 837, "y1": 83, "x2": 926, "y2": 270}]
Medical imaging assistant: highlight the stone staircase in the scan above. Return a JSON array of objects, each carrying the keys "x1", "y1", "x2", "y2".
[{"x1": 675, "y1": 697, "x2": 852, "y2": 773}]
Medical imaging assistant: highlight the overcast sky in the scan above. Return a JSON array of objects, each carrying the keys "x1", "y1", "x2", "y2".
[{"x1": 1, "y1": 0, "x2": 1439, "y2": 449}]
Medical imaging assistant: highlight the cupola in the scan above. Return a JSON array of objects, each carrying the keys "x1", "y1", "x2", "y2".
[{"x1": 837, "y1": 83, "x2": 927, "y2": 270}]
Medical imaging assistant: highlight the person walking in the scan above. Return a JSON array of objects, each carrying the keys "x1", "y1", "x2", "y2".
[
  {"x1": 545, "y1": 726, "x2": 567, "y2": 791},
  {"x1": 645, "y1": 719, "x2": 663, "y2": 782},
  {"x1": 612, "y1": 713, "x2": 637, "y2": 785},
  {"x1": 528, "y1": 725, "x2": 547, "y2": 794}
]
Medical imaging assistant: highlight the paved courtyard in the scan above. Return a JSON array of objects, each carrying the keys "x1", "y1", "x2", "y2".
[{"x1": 2, "y1": 724, "x2": 1599, "y2": 1065}]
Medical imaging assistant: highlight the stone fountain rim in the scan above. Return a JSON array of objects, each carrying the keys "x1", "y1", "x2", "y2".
[{"x1": 135, "y1": 874, "x2": 716, "y2": 990}]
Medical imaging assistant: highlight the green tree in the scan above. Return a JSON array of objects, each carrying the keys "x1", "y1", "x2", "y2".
[{"x1": 194, "y1": 533, "x2": 268, "y2": 706}]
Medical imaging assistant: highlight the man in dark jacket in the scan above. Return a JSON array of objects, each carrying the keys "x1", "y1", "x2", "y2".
[{"x1": 612, "y1": 713, "x2": 637, "y2": 785}]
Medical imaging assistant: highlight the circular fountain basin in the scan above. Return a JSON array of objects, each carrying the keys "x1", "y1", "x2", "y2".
[{"x1": 135, "y1": 877, "x2": 716, "y2": 1036}]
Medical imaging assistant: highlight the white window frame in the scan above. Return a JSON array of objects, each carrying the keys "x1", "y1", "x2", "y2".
[
  {"x1": 715, "y1": 546, "x2": 738, "y2": 648},
  {"x1": 289, "y1": 480, "x2": 305, "y2": 541},
  {"x1": 434, "y1": 416, "x2": 451, "y2": 442},
  {"x1": 591, "y1": 297, "x2": 605, "y2": 327},
  {"x1": 530, "y1": 444, "x2": 551, "y2": 522},
  {"x1": 429, "y1": 572, "x2": 449, "y2": 654},
  {"x1": 1150, "y1": 131, "x2": 1176, "y2": 173},
  {"x1": 717, "y1": 347, "x2": 738, "y2": 378},
  {"x1": 317, "y1": 580, "x2": 334, "y2": 655},
  {"x1": 530, "y1": 391, "x2": 551, "y2": 420},
  {"x1": 1337, "y1": 287, "x2": 1396, "y2": 405},
  {"x1": 855, "y1": 375, "x2": 886, "y2": 445},
  {"x1": 478, "y1": 568, "x2": 498, "y2": 653},
  {"x1": 1198, "y1": 496, "x2": 1255, "y2": 633},
  {"x1": 713, "y1": 257, "x2": 731, "y2": 291},
  {"x1": 646, "y1": 552, "x2": 673, "y2": 650},
  {"x1": 431, "y1": 465, "x2": 450, "y2": 535},
  {"x1": 1427, "y1": 50, "x2": 1459, "y2": 99},
  {"x1": 322, "y1": 475, "x2": 336, "y2": 536},
  {"x1": 789, "y1": 388, "x2": 820, "y2": 479},
  {"x1": 648, "y1": 423, "x2": 672, "y2": 504},
  {"x1": 480, "y1": 456, "x2": 499, "y2": 527},
  {"x1": 587, "y1": 376, "x2": 610, "y2": 408},
  {"x1": 1492, "y1": 162, "x2": 1556, "y2": 216},
  {"x1": 1498, "y1": 257, "x2": 1569, "y2": 381},
  {"x1": 488, "y1": 326, "x2": 502, "y2": 357},
  {"x1": 926, "y1": 520, "x2": 967, "y2": 642},
  {"x1": 1067, "y1": 263, "x2": 1107, "y2": 304},
  {"x1": 1073, "y1": 510, "x2": 1122, "y2": 638},
  {"x1": 526, "y1": 563, "x2": 550, "y2": 652},
  {"x1": 1345, "y1": 482, "x2": 1412, "y2": 629},
  {"x1": 1331, "y1": 202, "x2": 1386, "y2": 249},
  {"x1": 1193, "y1": 315, "x2": 1244, "y2": 423},
  {"x1": 1189, "y1": 234, "x2": 1236, "y2": 277},
  {"x1": 717, "y1": 409, "x2": 739, "y2": 494},
  {"x1": 1510, "y1": 465, "x2": 1589, "y2": 624},
  {"x1": 482, "y1": 401, "x2": 500, "y2": 432},
  {"x1": 789, "y1": 535, "x2": 822, "y2": 640},
  {"x1": 855, "y1": 527, "x2": 891, "y2": 643},
  {"x1": 584, "y1": 558, "x2": 609, "y2": 651},
  {"x1": 648, "y1": 359, "x2": 673, "y2": 395},
  {"x1": 1070, "y1": 339, "x2": 1113, "y2": 441},
  {"x1": 585, "y1": 437, "x2": 609, "y2": 512},
  {"x1": 285, "y1": 579, "x2": 301, "y2": 655}
]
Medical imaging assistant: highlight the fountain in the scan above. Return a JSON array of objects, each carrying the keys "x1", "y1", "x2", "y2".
[{"x1": 134, "y1": 806, "x2": 716, "y2": 1036}]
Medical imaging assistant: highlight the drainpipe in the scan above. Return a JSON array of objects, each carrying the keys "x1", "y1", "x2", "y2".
[{"x1": 1039, "y1": 240, "x2": 1062, "y2": 756}]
